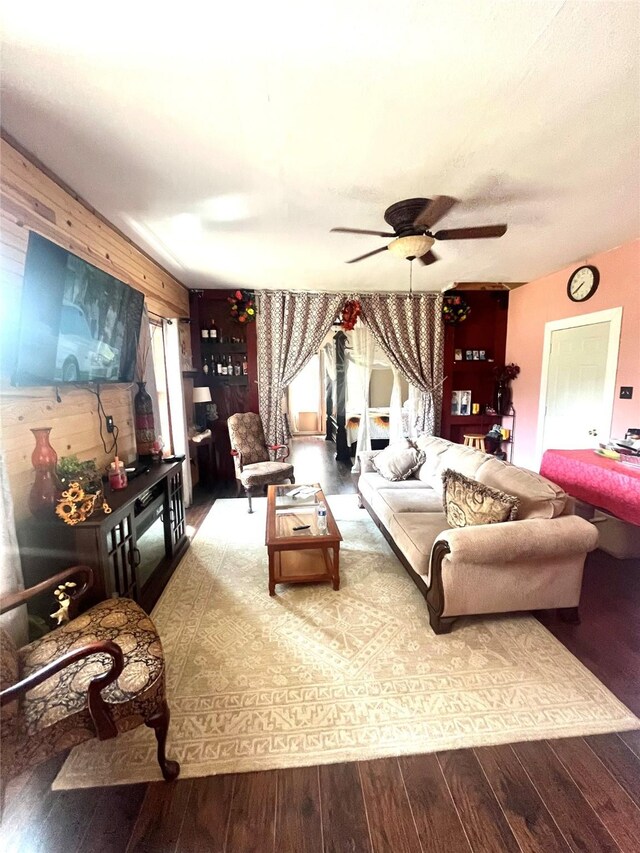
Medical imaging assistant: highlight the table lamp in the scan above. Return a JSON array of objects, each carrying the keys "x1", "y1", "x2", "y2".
[{"x1": 193, "y1": 386, "x2": 212, "y2": 429}]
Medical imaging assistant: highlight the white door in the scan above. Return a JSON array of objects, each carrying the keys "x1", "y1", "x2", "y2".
[{"x1": 539, "y1": 308, "x2": 622, "y2": 454}]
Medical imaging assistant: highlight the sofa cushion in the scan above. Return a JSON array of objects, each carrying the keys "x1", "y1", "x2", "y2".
[
  {"x1": 442, "y1": 469, "x2": 518, "y2": 528},
  {"x1": 376, "y1": 489, "x2": 444, "y2": 515},
  {"x1": 414, "y1": 436, "x2": 453, "y2": 486},
  {"x1": 372, "y1": 439, "x2": 425, "y2": 481},
  {"x1": 388, "y1": 512, "x2": 449, "y2": 578},
  {"x1": 474, "y1": 457, "x2": 568, "y2": 519},
  {"x1": 415, "y1": 436, "x2": 490, "y2": 491}
]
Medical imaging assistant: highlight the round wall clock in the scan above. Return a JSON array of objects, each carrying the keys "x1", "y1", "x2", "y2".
[{"x1": 567, "y1": 265, "x2": 599, "y2": 302}]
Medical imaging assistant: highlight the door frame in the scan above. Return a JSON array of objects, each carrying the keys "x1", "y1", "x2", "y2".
[
  {"x1": 287, "y1": 352, "x2": 324, "y2": 435},
  {"x1": 536, "y1": 306, "x2": 623, "y2": 461}
]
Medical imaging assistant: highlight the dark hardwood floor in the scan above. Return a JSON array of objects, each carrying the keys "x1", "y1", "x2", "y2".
[{"x1": 3, "y1": 436, "x2": 639, "y2": 852}]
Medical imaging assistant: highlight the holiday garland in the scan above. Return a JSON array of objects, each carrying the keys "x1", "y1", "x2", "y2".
[
  {"x1": 340, "y1": 299, "x2": 361, "y2": 331},
  {"x1": 228, "y1": 290, "x2": 256, "y2": 323},
  {"x1": 442, "y1": 295, "x2": 471, "y2": 325}
]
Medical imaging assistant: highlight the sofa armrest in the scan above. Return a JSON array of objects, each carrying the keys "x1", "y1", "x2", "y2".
[
  {"x1": 358, "y1": 451, "x2": 378, "y2": 473},
  {"x1": 435, "y1": 515, "x2": 599, "y2": 564}
]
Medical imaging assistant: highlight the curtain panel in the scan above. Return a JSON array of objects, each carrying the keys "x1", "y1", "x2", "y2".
[
  {"x1": 0, "y1": 453, "x2": 28, "y2": 645},
  {"x1": 257, "y1": 292, "x2": 345, "y2": 445},
  {"x1": 349, "y1": 324, "x2": 376, "y2": 472},
  {"x1": 359, "y1": 293, "x2": 444, "y2": 437}
]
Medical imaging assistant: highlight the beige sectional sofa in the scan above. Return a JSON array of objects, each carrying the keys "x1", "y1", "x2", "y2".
[{"x1": 358, "y1": 435, "x2": 599, "y2": 634}]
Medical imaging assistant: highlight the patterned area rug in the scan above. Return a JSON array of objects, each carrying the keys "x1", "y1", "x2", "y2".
[{"x1": 54, "y1": 495, "x2": 639, "y2": 789}]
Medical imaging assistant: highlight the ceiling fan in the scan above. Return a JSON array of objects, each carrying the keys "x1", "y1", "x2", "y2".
[{"x1": 331, "y1": 196, "x2": 507, "y2": 265}]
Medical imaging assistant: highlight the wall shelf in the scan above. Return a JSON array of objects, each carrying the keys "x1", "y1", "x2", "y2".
[
  {"x1": 441, "y1": 291, "x2": 511, "y2": 452},
  {"x1": 203, "y1": 373, "x2": 249, "y2": 387},
  {"x1": 200, "y1": 341, "x2": 247, "y2": 354}
]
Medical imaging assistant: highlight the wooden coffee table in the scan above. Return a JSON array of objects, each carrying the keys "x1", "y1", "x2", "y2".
[{"x1": 266, "y1": 484, "x2": 342, "y2": 595}]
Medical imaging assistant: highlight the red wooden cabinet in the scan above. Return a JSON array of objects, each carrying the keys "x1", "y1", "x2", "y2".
[
  {"x1": 188, "y1": 290, "x2": 259, "y2": 480},
  {"x1": 440, "y1": 291, "x2": 509, "y2": 447}
]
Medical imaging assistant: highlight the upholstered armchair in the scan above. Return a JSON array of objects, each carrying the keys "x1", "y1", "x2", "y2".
[
  {"x1": 227, "y1": 412, "x2": 295, "y2": 512},
  {"x1": 0, "y1": 566, "x2": 179, "y2": 792}
]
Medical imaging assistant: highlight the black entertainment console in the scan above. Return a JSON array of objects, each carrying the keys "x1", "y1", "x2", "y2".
[{"x1": 17, "y1": 461, "x2": 187, "y2": 616}]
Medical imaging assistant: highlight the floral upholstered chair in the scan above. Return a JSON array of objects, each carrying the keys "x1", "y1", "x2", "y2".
[
  {"x1": 227, "y1": 412, "x2": 295, "y2": 512},
  {"x1": 0, "y1": 566, "x2": 179, "y2": 793}
]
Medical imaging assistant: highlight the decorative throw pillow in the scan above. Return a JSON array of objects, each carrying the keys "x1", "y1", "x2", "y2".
[
  {"x1": 372, "y1": 439, "x2": 426, "y2": 481},
  {"x1": 442, "y1": 468, "x2": 519, "y2": 527}
]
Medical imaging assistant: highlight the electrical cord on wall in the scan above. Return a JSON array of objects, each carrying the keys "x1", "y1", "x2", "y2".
[{"x1": 83, "y1": 383, "x2": 119, "y2": 457}]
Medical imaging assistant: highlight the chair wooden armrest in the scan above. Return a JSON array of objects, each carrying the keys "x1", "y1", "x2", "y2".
[
  {"x1": 0, "y1": 638, "x2": 124, "y2": 740},
  {"x1": 269, "y1": 444, "x2": 290, "y2": 461},
  {"x1": 0, "y1": 565, "x2": 94, "y2": 615},
  {"x1": 230, "y1": 448, "x2": 244, "y2": 471}
]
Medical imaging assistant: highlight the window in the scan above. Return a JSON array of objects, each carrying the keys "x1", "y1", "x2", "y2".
[{"x1": 150, "y1": 322, "x2": 173, "y2": 454}]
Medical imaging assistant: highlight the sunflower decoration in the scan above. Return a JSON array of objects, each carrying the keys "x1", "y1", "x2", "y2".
[
  {"x1": 228, "y1": 290, "x2": 256, "y2": 324},
  {"x1": 442, "y1": 295, "x2": 471, "y2": 325},
  {"x1": 55, "y1": 481, "x2": 110, "y2": 525}
]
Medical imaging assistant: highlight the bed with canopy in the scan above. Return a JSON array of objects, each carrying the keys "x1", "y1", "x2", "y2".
[{"x1": 323, "y1": 324, "x2": 411, "y2": 469}]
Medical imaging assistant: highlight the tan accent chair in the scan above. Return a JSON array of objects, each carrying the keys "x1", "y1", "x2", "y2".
[
  {"x1": 227, "y1": 412, "x2": 295, "y2": 512},
  {"x1": 0, "y1": 566, "x2": 179, "y2": 793}
]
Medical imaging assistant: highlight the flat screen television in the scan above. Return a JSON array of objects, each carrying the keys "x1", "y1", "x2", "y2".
[{"x1": 13, "y1": 232, "x2": 145, "y2": 386}]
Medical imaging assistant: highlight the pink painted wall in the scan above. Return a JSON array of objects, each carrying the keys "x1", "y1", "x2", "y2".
[{"x1": 506, "y1": 238, "x2": 640, "y2": 470}]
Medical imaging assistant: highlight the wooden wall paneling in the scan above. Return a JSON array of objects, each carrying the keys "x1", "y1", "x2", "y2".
[
  {"x1": 0, "y1": 136, "x2": 190, "y2": 521},
  {"x1": 1, "y1": 141, "x2": 189, "y2": 315},
  {"x1": 0, "y1": 182, "x2": 186, "y2": 319}
]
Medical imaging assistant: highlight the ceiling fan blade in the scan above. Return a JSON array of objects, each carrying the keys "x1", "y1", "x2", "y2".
[
  {"x1": 418, "y1": 249, "x2": 439, "y2": 266},
  {"x1": 331, "y1": 227, "x2": 397, "y2": 237},
  {"x1": 345, "y1": 246, "x2": 388, "y2": 264},
  {"x1": 434, "y1": 225, "x2": 507, "y2": 240},
  {"x1": 413, "y1": 196, "x2": 458, "y2": 230}
]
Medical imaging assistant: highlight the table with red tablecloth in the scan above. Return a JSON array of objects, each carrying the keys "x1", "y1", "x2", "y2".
[{"x1": 540, "y1": 449, "x2": 640, "y2": 526}]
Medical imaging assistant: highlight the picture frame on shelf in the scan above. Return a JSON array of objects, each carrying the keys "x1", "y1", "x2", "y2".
[
  {"x1": 459, "y1": 390, "x2": 472, "y2": 416},
  {"x1": 454, "y1": 348, "x2": 463, "y2": 361},
  {"x1": 479, "y1": 350, "x2": 486, "y2": 360},
  {"x1": 451, "y1": 390, "x2": 461, "y2": 416},
  {"x1": 465, "y1": 350, "x2": 473, "y2": 361},
  {"x1": 472, "y1": 350, "x2": 480, "y2": 360}
]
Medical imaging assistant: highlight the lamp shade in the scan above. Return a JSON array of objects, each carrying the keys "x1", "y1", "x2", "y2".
[
  {"x1": 387, "y1": 234, "x2": 435, "y2": 259},
  {"x1": 193, "y1": 386, "x2": 212, "y2": 404}
]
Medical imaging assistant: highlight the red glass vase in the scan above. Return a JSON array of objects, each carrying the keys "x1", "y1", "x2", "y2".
[{"x1": 29, "y1": 427, "x2": 58, "y2": 516}]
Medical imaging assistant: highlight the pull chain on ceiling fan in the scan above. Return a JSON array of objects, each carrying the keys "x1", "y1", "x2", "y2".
[{"x1": 331, "y1": 196, "x2": 507, "y2": 266}]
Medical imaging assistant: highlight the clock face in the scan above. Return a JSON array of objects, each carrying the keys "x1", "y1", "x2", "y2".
[{"x1": 567, "y1": 265, "x2": 599, "y2": 302}]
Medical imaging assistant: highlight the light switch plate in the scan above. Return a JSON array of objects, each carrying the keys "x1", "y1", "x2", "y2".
[{"x1": 620, "y1": 386, "x2": 633, "y2": 399}]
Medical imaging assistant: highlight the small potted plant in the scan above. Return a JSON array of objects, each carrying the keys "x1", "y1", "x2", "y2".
[{"x1": 57, "y1": 455, "x2": 102, "y2": 494}]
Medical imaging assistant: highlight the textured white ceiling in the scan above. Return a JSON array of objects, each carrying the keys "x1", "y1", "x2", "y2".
[{"x1": 1, "y1": 0, "x2": 639, "y2": 292}]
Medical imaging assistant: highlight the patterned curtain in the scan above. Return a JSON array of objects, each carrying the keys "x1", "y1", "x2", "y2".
[
  {"x1": 257, "y1": 291, "x2": 345, "y2": 445},
  {"x1": 359, "y1": 293, "x2": 444, "y2": 437},
  {"x1": 0, "y1": 453, "x2": 28, "y2": 645},
  {"x1": 349, "y1": 324, "x2": 376, "y2": 473}
]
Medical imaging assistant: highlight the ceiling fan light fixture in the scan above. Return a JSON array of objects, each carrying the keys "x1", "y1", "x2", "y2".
[{"x1": 387, "y1": 234, "x2": 435, "y2": 259}]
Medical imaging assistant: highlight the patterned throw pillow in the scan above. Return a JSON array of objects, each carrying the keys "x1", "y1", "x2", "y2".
[
  {"x1": 372, "y1": 439, "x2": 426, "y2": 481},
  {"x1": 442, "y1": 468, "x2": 519, "y2": 527}
]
